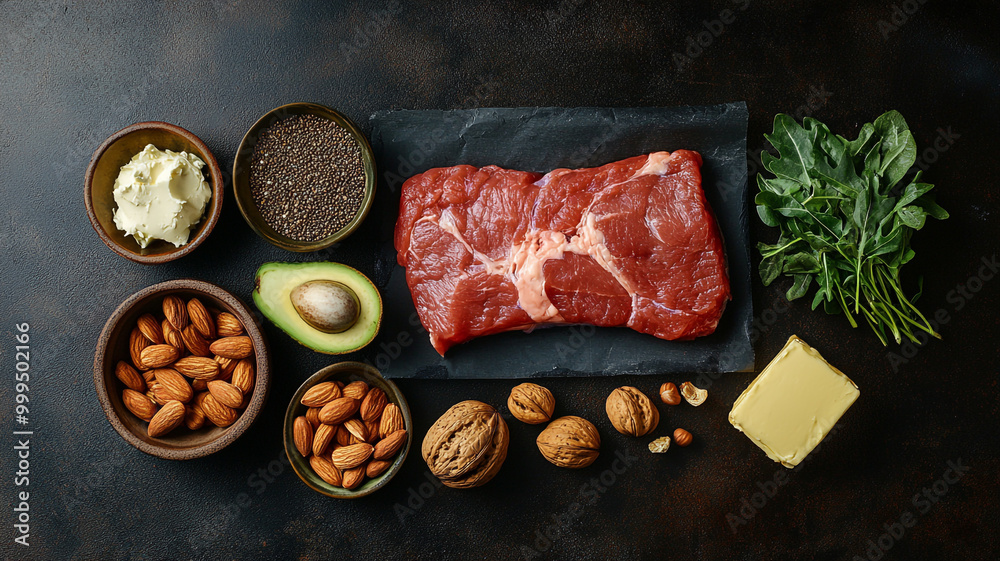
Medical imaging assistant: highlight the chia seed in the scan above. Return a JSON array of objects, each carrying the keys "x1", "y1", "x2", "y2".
[{"x1": 249, "y1": 114, "x2": 366, "y2": 242}]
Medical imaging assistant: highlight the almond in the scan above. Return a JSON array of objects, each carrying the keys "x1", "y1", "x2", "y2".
[
  {"x1": 309, "y1": 454, "x2": 343, "y2": 486},
  {"x1": 215, "y1": 312, "x2": 244, "y2": 337},
  {"x1": 374, "y1": 429, "x2": 408, "y2": 460},
  {"x1": 335, "y1": 425, "x2": 352, "y2": 447},
  {"x1": 313, "y1": 423, "x2": 336, "y2": 456},
  {"x1": 148, "y1": 401, "x2": 185, "y2": 437},
  {"x1": 129, "y1": 327, "x2": 149, "y2": 368},
  {"x1": 342, "y1": 466, "x2": 365, "y2": 489},
  {"x1": 140, "y1": 344, "x2": 180, "y2": 369},
  {"x1": 154, "y1": 368, "x2": 193, "y2": 403},
  {"x1": 149, "y1": 380, "x2": 171, "y2": 405},
  {"x1": 343, "y1": 418, "x2": 368, "y2": 442},
  {"x1": 231, "y1": 359, "x2": 255, "y2": 394},
  {"x1": 165, "y1": 328, "x2": 186, "y2": 355},
  {"x1": 187, "y1": 298, "x2": 216, "y2": 339},
  {"x1": 184, "y1": 402, "x2": 206, "y2": 430},
  {"x1": 215, "y1": 356, "x2": 237, "y2": 381},
  {"x1": 305, "y1": 407, "x2": 321, "y2": 428},
  {"x1": 318, "y1": 397, "x2": 359, "y2": 425},
  {"x1": 342, "y1": 380, "x2": 369, "y2": 400},
  {"x1": 136, "y1": 313, "x2": 164, "y2": 344},
  {"x1": 301, "y1": 382, "x2": 342, "y2": 408},
  {"x1": 181, "y1": 325, "x2": 212, "y2": 357},
  {"x1": 123, "y1": 389, "x2": 158, "y2": 421},
  {"x1": 207, "y1": 380, "x2": 243, "y2": 409},
  {"x1": 360, "y1": 387, "x2": 388, "y2": 422},
  {"x1": 201, "y1": 393, "x2": 237, "y2": 427},
  {"x1": 142, "y1": 369, "x2": 157, "y2": 385},
  {"x1": 161, "y1": 295, "x2": 187, "y2": 331},
  {"x1": 332, "y1": 443, "x2": 373, "y2": 470},
  {"x1": 379, "y1": 403, "x2": 405, "y2": 438},
  {"x1": 293, "y1": 416, "x2": 313, "y2": 458},
  {"x1": 115, "y1": 360, "x2": 146, "y2": 392},
  {"x1": 173, "y1": 356, "x2": 221, "y2": 380},
  {"x1": 192, "y1": 378, "x2": 208, "y2": 391},
  {"x1": 366, "y1": 460, "x2": 391, "y2": 479},
  {"x1": 209, "y1": 336, "x2": 253, "y2": 359},
  {"x1": 365, "y1": 418, "x2": 381, "y2": 444}
]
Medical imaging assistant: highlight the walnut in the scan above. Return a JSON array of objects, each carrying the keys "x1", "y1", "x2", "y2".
[
  {"x1": 680, "y1": 382, "x2": 708, "y2": 406},
  {"x1": 536, "y1": 416, "x2": 601, "y2": 469},
  {"x1": 507, "y1": 383, "x2": 555, "y2": 424},
  {"x1": 605, "y1": 386, "x2": 659, "y2": 437},
  {"x1": 421, "y1": 400, "x2": 509, "y2": 488}
]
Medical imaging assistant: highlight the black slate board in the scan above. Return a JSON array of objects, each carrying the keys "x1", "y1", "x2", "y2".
[{"x1": 368, "y1": 104, "x2": 752, "y2": 379}]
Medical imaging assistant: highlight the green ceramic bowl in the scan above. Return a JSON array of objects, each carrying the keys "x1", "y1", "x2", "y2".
[
  {"x1": 284, "y1": 362, "x2": 411, "y2": 498},
  {"x1": 232, "y1": 102, "x2": 377, "y2": 252}
]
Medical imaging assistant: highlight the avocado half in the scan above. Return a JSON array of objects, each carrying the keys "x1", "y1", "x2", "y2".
[{"x1": 253, "y1": 262, "x2": 382, "y2": 354}]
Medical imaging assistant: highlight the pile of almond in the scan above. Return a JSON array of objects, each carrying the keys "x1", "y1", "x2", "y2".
[
  {"x1": 116, "y1": 295, "x2": 256, "y2": 438},
  {"x1": 292, "y1": 379, "x2": 407, "y2": 490}
]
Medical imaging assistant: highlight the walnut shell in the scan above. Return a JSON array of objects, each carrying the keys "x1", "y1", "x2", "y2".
[
  {"x1": 507, "y1": 383, "x2": 555, "y2": 425},
  {"x1": 421, "y1": 400, "x2": 509, "y2": 489},
  {"x1": 605, "y1": 386, "x2": 659, "y2": 437},
  {"x1": 536, "y1": 416, "x2": 601, "y2": 469}
]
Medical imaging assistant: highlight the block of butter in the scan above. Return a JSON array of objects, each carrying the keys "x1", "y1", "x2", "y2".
[{"x1": 729, "y1": 335, "x2": 859, "y2": 468}]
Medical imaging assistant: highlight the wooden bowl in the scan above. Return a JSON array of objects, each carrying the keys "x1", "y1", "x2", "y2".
[
  {"x1": 284, "y1": 362, "x2": 411, "y2": 498},
  {"x1": 232, "y1": 102, "x2": 377, "y2": 252},
  {"x1": 84, "y1": 122, "x2": 224, "y2": 264},
  {"x1": 94, "y1": 279, "x2": 270, "y2": 460}
]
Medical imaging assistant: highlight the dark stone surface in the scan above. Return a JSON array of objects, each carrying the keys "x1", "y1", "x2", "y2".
[{"x1": 0, "y1": 1, "x2": 997, "y2": 560}]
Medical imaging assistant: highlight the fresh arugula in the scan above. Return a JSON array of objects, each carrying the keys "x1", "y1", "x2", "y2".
[{"x1": 756, "y1": 111, "x2": 948, "y2": 345}]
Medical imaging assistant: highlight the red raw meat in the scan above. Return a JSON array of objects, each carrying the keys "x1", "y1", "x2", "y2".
[{"x1": 394, "y1": 150, "x2": 730, "y2": 355}]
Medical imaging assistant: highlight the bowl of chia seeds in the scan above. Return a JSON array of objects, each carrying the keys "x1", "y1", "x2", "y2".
[{"x1": 233, "y1": 103, "x2": 376, "y2": 252}]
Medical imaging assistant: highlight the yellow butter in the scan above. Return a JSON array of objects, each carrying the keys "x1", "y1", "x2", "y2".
[
  {"x1": 112, "y1": 144, "x2": 210, "y2": 248},
  {"x1": 729, "y1": 335, "x2": 859, "y2": 468}
]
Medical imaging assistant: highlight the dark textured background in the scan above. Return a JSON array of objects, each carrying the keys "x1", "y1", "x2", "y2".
[{"x1": 1, "y1": 1, "x2": 997, "y2": 560}]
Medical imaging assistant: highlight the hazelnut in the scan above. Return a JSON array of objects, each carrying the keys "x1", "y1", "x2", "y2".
[
  {"x1": 659, "y1": 382, "x2": 681, "y2": 405},
  {"x1": 605, "y1": 386, "x2": 659, "y2": 437},
  {"x1": 507, "y1": 383, "x2": 555, "y2": 424},
  {"x1": 673, "y1": 428, "x2": 693, "y2": 447},
  {"x1": 680, "y1": 382, "x2": 708, "y2": 406}
]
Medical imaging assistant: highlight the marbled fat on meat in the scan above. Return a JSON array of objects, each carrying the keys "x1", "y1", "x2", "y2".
[{"x1": 394, "y1": 151, "x2": 731, "y2": 355}]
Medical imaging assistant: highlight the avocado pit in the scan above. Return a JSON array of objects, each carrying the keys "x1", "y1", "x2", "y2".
[{"x1": 290, "y1": 280, "x2": 360, "y2": 334}]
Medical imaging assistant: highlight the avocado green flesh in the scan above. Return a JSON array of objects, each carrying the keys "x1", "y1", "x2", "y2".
[{"x1": 253, "y1": 262, "x2": 382, "y2": 354}]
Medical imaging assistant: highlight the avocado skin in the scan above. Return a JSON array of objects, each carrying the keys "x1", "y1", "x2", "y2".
[{"x1": 252, "y1": 262, "x2": 382, "y2": 354}]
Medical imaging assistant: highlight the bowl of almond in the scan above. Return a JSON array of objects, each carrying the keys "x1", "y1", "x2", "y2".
[
  {"x1": 284, "y1": 361, "x2": 411, "y2": 498},
  {"x1": 94, "y1": 279, "x2": 270, "y2": 459}
]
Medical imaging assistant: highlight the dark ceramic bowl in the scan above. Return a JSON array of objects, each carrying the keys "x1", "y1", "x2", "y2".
[
  {"x1": 94, "y1": 279, "x2": 270, "y2": 460},
  {"x1": 84, "y1": 121, "x2": 224, "y2": 264},
  {"x1": 284, "y1": 362, "x2": 411, "y2": 498},
  {"x1": 232, "y1": 102, "x2": 377, "y2": 252}
]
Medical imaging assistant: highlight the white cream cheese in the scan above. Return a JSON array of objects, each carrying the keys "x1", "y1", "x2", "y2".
[{"x1": 112, "y1": 144, "x2": 211, "y2": 248}]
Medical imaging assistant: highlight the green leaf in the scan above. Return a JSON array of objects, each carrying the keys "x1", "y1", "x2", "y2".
[
  {"x1": 759, "y1": 253, "x2": 784, "y2": 285},
  {"x1": 784, "y1": 252, "x2": 822, "y2": 274},
  {"x1": 894, "y1": 181, "x2": 935, "y2": 210},
  {"x1": 787, "y1": 274, "x2": 812, "y2": 300},
  {"x1": 762, "y1": 114, "x2": 817, "y2": 185},
  {"x1": 912, "y1": 194, "x2": 950, "y2": 220},
  {"x1": 898, "y1": 205, "x2": 927, "y2": 229},
  {"x1": 873, "y1": 110, "x2": 917, "y2": 190}
]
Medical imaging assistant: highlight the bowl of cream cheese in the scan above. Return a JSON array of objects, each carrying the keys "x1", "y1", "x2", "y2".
[{"x1": 85, "y1": 122, "x2": 224, "y2": 264}]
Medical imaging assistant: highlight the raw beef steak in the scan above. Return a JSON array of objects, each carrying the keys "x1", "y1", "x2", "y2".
[{"x1": 394, "y1": 150, "x2": 730, "y2": 355}]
